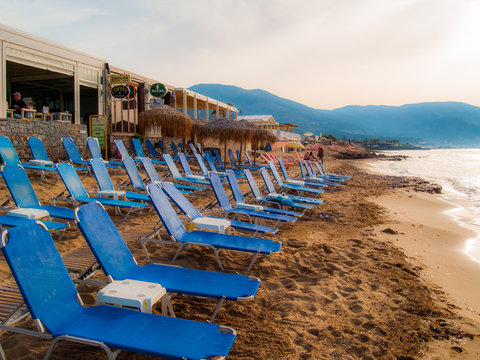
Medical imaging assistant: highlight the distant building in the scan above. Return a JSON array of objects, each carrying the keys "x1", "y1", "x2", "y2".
[{"x1": 238, "y1": 115, "x2": 301, "y2": 141}]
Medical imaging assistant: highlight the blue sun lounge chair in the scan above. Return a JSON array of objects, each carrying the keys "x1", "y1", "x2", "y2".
[
  {"x1": 189, "y1": 143, "x2": 199, "y2": 154},
  {"x1": 213, "y1": 150, "x2": 224, "y2": 167},
  {"x1": 300, "y1": 160, "x2": 342, "y2": 186},
  {"x1": 226, "y1": 170, "x2": 303, "y2": 218},
  {"x1": 86, "y1": 137, "x2": 122, "y2": 167},
  {"x1": 76, "y1": 201, "x2": 260, "y2": 322},
  {"x1": 179, "y1": 153, "x2": 208, "y2": 181},
  {"x1": 170, "y1": 142, "x2": 180, "y2": 158},
  {"x1": 56, "y1": 162, "x2": 147, "y2": 219},
  {"x1": 141, "y1": 157, "x2": 197, "y2": 193},
  {"x1": 62, "y1": 137, "x2": 105, "y2": 171},
  {"x1": 260, "y1": 167, "x2": 323, "y2": 206},
  {"x1": 205, "y1": 151, "x2": 244, "y2": 177},
  {"x1": 193, "y1": 153, "x2": 215, "y2": 177},
  {"x1": 132, "y1": 138, "x2": 165, "y2": 165},
  {"x1": 90, "y1": 159, "x2": 151, "y2": 203},
  {"x1": 144, "y1": 183, "x2": 281, "y2": 272},
  {"x1": 0, "y1": 215, "x2": 69, "y2": 233},
  {"x1": 145, "y1": 139, "x2": 164, "y2": 158},
  {"x1": 244, "y1": 169, "x2": 313, "y2": 213},
  {"x1": 268, "y1": 161, "x2": 323, "y2": 197},
  {"x1": 228, "y1": 149, "x2": 260, "y2": 171},
  {"x1": 313, "y1": 160, "x2": 350, "y2": 181},
  {"x1": 163, "y1": 154, "x2": 209, "y2": 187},
  {"x1": 26, "y1": 137, "x2": 54, "y2": 167},
  {"x1": 277, "y1": 158, "x2": 327, "y2": 188},
  {"x1": 244, "y1": 151, "x2": 268, "y2": 168},
  {"x1": 0, "y1": 136, "x2": 57, "y2": 178},
  {"x1": 1, "y1": 164, "x2": 76, "y2": 221},
  {"x1": 209, "y1": 171, "x2": 296, "y2": 229},
  {"x1": 0, "y1": 222, "x2": 236, "y2": 360},
  {"x1": 161, "y1": 181, "x2": 278, "y2": 237}
]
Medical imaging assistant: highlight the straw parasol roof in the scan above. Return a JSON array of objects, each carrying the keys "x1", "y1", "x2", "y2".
[
  {"x1": 198, "y1": 118, "x2": 253, "y2": 143},
  {"x1": 138, "y1": 105, "x2": 192, "y2": 138}
]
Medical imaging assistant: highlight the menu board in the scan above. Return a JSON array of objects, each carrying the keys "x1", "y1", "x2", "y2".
[{"x1": 89, "y1": 115, "x2": 107, "y2": 156}]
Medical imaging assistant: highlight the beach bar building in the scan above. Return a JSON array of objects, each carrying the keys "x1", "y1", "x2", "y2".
[{"x1": 0, "y1": 24, "x2": 104, "y2": 124}]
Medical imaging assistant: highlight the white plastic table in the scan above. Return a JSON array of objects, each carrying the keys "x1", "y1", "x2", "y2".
[
  {"x1": 8, "y1": 208, "x2": 50, "y2": 220},
  {"x1": 188, "y1": 217, "x2": 232, "y2": 234},
  {"x1": 96, "y1": 279, "x2": 171, "y2": 315}
]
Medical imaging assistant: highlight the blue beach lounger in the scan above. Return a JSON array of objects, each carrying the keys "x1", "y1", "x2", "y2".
[
  {"x1": 141, "y1": 157, "x2": 197, "y2": 193},
  {"x1": 0, "y1": 136, "x2": 57, "y2": 178},
  {"x1": 1, "y1": 164, "x2": 76, "y2": 221},
  {"x1": 86, "y1": 137, "x2": 122, "y2": 167},
  {"x1": 226, "y1": 170, "x2": 303, "y2": 218},
  {"x1": 145, "y1": 139, "x2": 164, "y2": 158},
  {"x1": 313, "y1": 160, "x2": 350, "y2": 181},
  {"x1": 161, "y1": 181, "x2": 278, "y2": 236},
  {"x1": 189, "y1": 143, "x2": 199, "y2": 154},
  {"x1": 268, "y1": 161, "x2": 324, "y2": 197},
  {"x1": 278, "y1": 158, "x2": 327, "y2": 189},
  {"x1": 244, "y1": 168, "x2": 313, "y2": 213},
  {"x1": 132, "y1": 138, "x2": 165, "y2": 165},
  {"x1": 163, "y1": 154, "x2": 209, "y2": 187},
  {"x1": 301, "y1": 160, "x2": 342, "y2": 186},
  {"x1": 179, "y1": 153, "x2": 207, "y2": 180},
  {"x1": 62, "y1": 137, "x2": 98, "y2": 169},
  {"x1": 144, "y1": 183, "x2": 281, "y2": 272},
  {"x1": 260, "y1": 167, "x2": 323, "y2": 206},
  {"x1": 0, "y1": 215, "x2": 69, "y2": 233},
  {"x1": 26, "y1": 137, "x2": 54, "y2": 167},
  {"x1": 209, "y1": 171, "x2": 297, "y2": 228},
  {"x1": 0, "y1": 222, "x2": 236, "y2": 360},
  {"x1": 205, "y1": 151, "x2": 244, "y2": 176},
  {"x1": 76, "y1": 201, "x2": 260, "y2": 322},
  {"x1": 228, "y1": 149, "x2": 259, "y2": 171},
  {"x1": 90, "y1": 158, "x2": 151, "y2": 203},
  {"x1": 56, "y1": 162, "x2": 147, "y2": 219}
]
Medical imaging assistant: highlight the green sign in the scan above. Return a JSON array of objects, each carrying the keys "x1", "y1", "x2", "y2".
[
  {"x1": 89, "y1": 115, "x2": 107, "y2": 157},
  {"x1": 150, "y1": 83, "x2": 168, "y2": 98}
]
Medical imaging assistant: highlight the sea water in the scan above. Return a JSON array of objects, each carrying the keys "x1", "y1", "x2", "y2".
[{"x1": 366, "y1": 149, "x2": 480, "y2": 264}]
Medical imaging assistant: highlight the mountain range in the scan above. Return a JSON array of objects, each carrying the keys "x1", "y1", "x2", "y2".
[{"x1": 188, "y1": 84, "x2": 480, "y2": 147}]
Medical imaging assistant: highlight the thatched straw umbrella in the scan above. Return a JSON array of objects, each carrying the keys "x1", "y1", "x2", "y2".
[
  {"x1": 138, "y1": 105, "x2": 192, "y2": 152},
  {"x1": 198, "y1": 118, "x2": 253, "y2": 164},
  {"x1": 241, "y1": 120, "x2": 276, "y2": 164},
  {"x1": 190, "y1": 117, "x2": 208, "y2": 150}
]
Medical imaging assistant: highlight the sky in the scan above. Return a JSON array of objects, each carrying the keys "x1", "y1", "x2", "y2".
[{"x1": 1, "y1": 0, "x2": 479, "y2": 109}]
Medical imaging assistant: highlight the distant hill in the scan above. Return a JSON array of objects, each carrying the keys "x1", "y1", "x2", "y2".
[{"x1": 189, "y1": 84, "x2": 480, "y2": 147}]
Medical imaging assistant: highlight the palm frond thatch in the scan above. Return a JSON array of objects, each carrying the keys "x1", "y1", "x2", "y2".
[
  {"x1": 198, "y1": 118, "x2": 253, "y2": 143},
  {"x1": 138, "y1": 105, "x2": 192, "y2": 138}
]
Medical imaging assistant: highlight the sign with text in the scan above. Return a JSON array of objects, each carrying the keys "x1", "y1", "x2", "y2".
[
  {"x1": 111, "y1": 85, "x2": 130, "y2": 99},
  {"x1": 150, "y1": 98, "x2": 165, "y2": 108},
  {"x1": 109, "y1": 74, "x2": 131, "y2": 84},
  {"x1": 150, "y1": 83, "x2": 168, "y2": 98},
  {"x1": 89, "y1": 115, "x2": 107, "y2": 158}
]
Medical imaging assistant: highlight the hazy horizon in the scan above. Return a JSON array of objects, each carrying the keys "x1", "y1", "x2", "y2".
[{"x1": 1, "y1": 0, "x2": 478, "y2": 110}]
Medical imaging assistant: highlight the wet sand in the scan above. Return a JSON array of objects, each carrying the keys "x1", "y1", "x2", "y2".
[{"x1": 0, "y1": 155, "x2": 478, "y2": 359}]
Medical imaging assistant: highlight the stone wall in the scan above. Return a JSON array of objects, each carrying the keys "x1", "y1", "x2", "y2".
[{"x1": 0, "y1": 118, "x2": 87, "y2": 162}]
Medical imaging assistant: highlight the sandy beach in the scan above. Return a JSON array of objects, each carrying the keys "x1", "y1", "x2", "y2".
[{"x1": 0, "y1": 153, "x2": 479, "y2": 359}]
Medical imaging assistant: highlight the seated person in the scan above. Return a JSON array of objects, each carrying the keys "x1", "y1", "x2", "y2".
[{"x1": 9, "y1": 91, "x2": 28, "y2": 118}]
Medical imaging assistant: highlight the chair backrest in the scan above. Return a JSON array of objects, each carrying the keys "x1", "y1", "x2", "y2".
[
  {"x1": 27, "y1": 137, "x2": 50, "y2": 162},
  {"x1": 1, "y1": 165, "x2": 40, "y2": 208},
  {"x1": 189, "y1": 143, "x2": 198, "y2": 154},
  {"x1": 147, "y1": 183, "x2": 185, "y2": 239},
  {"x1": 114, "y1": 139, "x2": 130, "y2": 160},
  {"x1": 260, "y1": 167, "x2": 277, "y2": 194},
  {"x1": 226, "y1": 170, "x2": 244, "y2": 203},
  {"x1": 214, "y1": 150, "x2": 223, "y2": 167},
  {"x1": 76, "y1": 202, "x2": 138, "y2": 280},
  {"x1": 194, "y1": 153, "x2": 209, "y2": 176},
  {"x1": 122, "y1": 157, "x2": 145, "y2": 190},
  {"x1": 141, "y1": 157, "x2": 161, "y2": 183},
  {"x1": 298, "y1": 159, "x2": 307, "y2": 180},
  {"x1": 163, "y1": 154, "x2": 182, "y2": 179},
  {"x1": 268, "y1": 161, "x2": 284, "y2": 186},
  {"x1": 56, "y1": 162, "x2": 90, "y2": 200},
  {"x1": 178, "y1": 143, "x2": 184, "y2": 152},
  {"x1": 244, "y1": 169, "x2": 262, "y2": 200},
  {"x1": 170, "y1": 142, "x2": 179, "y2": 156},
  {"x1": 145, "y1": 139, "x2": 160, "y2": 157},
  {"x1": 0, "y1": 136, "x2": 21, "y2": 165},
  {"x1": 179, "y1": 153, "x2": 193, "y2": 175},
  {"x1": 62, "y1": 137, "x2": 83, "y2": 163},
  {"x1": 161, "y1": 182, "x2": 202, "y2": 219},
  {"x1": 132, "y1": 138, "x2": 145, "y2": 158},
  {"x1": 197, "y1": 143, "x2": 202, "y2": 154},
  {"x1": 317, "y1": 160, "x2": 327, "y2": 175},
  {"x1": 228, "y1": 149, "x2": 238, "y2": 167},
  {"x1": 86, "y1": 137, "x2": 103, "y2": 160},
  {"x1": 208, "y1": 171, "x2": 232, "y2": 210},
  {"x1": 278, "y1": 158, "x2": 290, "y2": 181},
  {"x1": 90, "y1": 158, "x2": 115, "y2": 191},
  {"x1": 236, "y1": 149, "x2": 242, "y2": 164},
  {"x1": 303, "y1": 160, "x2": 314, "y2": 178},
  {"x1": 204, "y1": 151, "x2": 218, "y2": 171},
  {"x1": 244, "y1": 151, "x2": 254, "y2": 166},
  {"x1": 1, "y1": 223, "x2": 82, "y2": 331}
]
